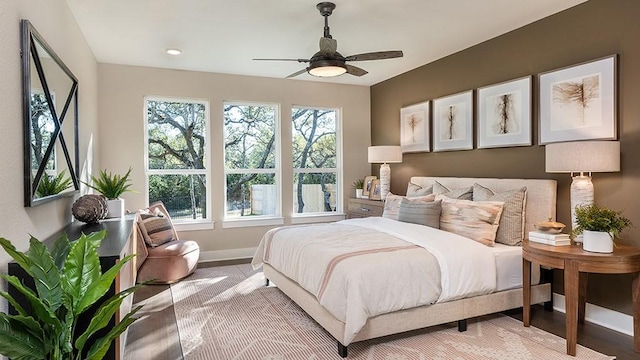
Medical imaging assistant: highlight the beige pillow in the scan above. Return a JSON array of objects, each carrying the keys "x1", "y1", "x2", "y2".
[
  {"x1": 439, "y1": 197, "x2": 504, "y2": 246},
  {"x1": 383, "y1": 192, "x2": 436, "y2": 220},
  {"x1": 138, "y1": 208, "x2": 175, "y2": 247},
  {"x1": 406, "y1": 182, "x2": 432, "y2": 197},
  {"x1": 398, "y1": 198, "x2": 442, "y2": 228},
  {"x1": 433, "y1": 181, "x2": 473, "y2": 200},
  {"x1": 473, "y1": 184, "x2": 527, "y2": 246}
]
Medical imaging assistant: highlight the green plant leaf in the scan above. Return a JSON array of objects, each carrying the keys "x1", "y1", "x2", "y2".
[
  {"x1": 0, "y1": 237, "x2": 32, "y2": 276},
  {"x1": 50, "y1": 233, "x2": 71, "y2": 271},
  {"x1": 82, "y1": 168, "x2": 134, "y2": 199},
  {"x1": 0, "y1": 290, "x2": 28, "y2": 317},
  {"x1": 0, "y1": 314, "x2": 46, "y2": 360},
  {"x1": 26, "y1": 237, "x2": 63, "y2": 311},
  {"x1": 61, "y1": 233, "x2": 102, "y2": 314},
  {"x1": 76, "y1": 254, "x2": 135, "y2": 315},
  {"x1": 1, "y1": 275, "x2": 60, "y2": 330},
  {"x1": 84, "y1": 306, "x2": 142, "y2": 360}
]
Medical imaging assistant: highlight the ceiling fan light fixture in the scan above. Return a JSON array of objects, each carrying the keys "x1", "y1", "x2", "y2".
[{"x1": 307, "y1": 59, "x2": 347, "y2": 77}]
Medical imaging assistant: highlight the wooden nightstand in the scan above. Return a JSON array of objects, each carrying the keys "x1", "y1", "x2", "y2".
[{"x1": 347, "y1": 197, "x2": 384, "y2": 218}]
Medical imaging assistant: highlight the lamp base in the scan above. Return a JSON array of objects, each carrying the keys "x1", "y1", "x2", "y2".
[
  {"x1": 570, "y1": 175, "x2": 594, "y2": 243},
  {"x1": 379, "y1": 163, "x2": 391, "y2": 200}
]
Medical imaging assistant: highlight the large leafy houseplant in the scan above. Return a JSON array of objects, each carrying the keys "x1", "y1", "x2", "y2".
[
  {"x1": 0, "y1": 230, "x2": 142, "y2": 360},
  {"x1": 572, "y1": 203, "x2": 632, "y2": 239},
  {"x1": 83, "y1": 168, "x2": 134, "y2": 200}
]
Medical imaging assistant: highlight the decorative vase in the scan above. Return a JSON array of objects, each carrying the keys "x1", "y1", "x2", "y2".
[
  {"x1": 582, "y1": 230, "x2": 613, "y2": 253},
  {"x1": 106, "y1": 198, "x2": 125, "y2": 218},
  {"x1": 355, "y1": 189, "x2": 363, "y2": 199}
]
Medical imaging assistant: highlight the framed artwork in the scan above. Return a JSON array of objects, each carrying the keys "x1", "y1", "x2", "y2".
[
  {"x1": 477, "y1": 76, "x2": 532, "y2": 148},
  {"x1": 362, "y1": 176, "x2": 377, "y2": 197},
  {"x1": 369, "y1": 179, "x2": 381, "y2": 200},
  {"x1": 400, "y1": 101, "x2": 430, "y2": 153},
  {"x1": 433, "y1": 90, "x2": 473, "y2": 152},
  {"x1": 539, "y1": 55, "x2": 617, "y2": 144}
]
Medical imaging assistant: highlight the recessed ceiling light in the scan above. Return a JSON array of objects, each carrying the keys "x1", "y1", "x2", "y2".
[{"x1": 166, "y1": 48, "x2": 182, "y2": 56}]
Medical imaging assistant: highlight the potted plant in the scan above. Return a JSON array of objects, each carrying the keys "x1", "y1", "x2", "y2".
[
  {"x1": 84, "y1": 168, "x2": 134, "y2": 218},
  {"x1": 352, "y1": 178, "x2": 364, "y2": 198},
  {"x1": 36, "y1": 171, "x2": 73, "y2": 197},
  {"x1": 0, "y1": 230, "x2": 143, "y2": 360},
  {"x1": 572, "y1": 203, "x2": 632, "y2": 253}
]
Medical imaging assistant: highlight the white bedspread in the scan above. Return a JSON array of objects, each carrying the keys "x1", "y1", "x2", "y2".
[{"x1": 252, "y1": 217, "x2": 497, "y2": 344}]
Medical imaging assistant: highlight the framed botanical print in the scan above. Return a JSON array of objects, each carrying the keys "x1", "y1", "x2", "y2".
[
  {"x1": 400, "y1": 101, "x2": 430, "y2": 153},
  {"x1": 477, "y1": 76, "x2": 532, "y2": 148},
  {"x1": 539, "y1": 55, "x2": 617, "y2": 144},
  {"x1": 433, "y1": 90, "x2": 473, "y2": 152}
]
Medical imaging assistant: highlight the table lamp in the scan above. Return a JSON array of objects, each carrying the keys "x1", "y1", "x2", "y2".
[
  {"x1": 545, "y1": 141, "x2": 620, "y2": 241},
  {"x1": 368, "y1": 146, "x2": 403, "y2": 200}
]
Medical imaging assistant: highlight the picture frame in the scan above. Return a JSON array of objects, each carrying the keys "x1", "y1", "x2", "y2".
[
  {"x1": 433, "y1": 90, "x2": 473, "y2": 152},
  {"x1": 539, "y1": 55, "x2": 617, "y2": 144},
  {"x1": 369, "y1": 179, "x2": 381, "y2": 200},
  {"x1": 400, "y1": 101, "x2": 430, "y2": 153},
  {"x1": 362, "y1": 176, "x2": 377, "y2": 197},
  {"x1": 477, "y1": 76, "x2": 532, "y2": 148}
]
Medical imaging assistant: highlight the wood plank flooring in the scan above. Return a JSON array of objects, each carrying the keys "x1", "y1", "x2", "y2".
[{"x1": 124, "y1": 262, "x2": 636, "y2": 359}]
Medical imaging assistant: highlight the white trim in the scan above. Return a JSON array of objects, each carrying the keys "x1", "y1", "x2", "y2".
[
  {"x1": 291, "y1": 213, "x2": 346, "y2": 224},
  {"x1": 222, "y1": 216, "x2": 285, "y2": 228},
  {"x1": 174, "y1": 221, "x2": 214, "y2": 232},
  {"x1": 552, "y1": 292, "x2": 633, "y2": 336},
  {"x1": 198, "y1": 247, "x2": 257, "y2": 262}
]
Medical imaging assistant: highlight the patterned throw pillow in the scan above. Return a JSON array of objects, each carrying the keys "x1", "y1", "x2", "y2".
[
  {"x1": 398, "y1": 198, "x2": 442, "y2": 228},
  {"x1": 383, "y1": 193, "x2": 436, "y2": 220},
  {"x1": 433, "y1": 181, "x2": 473, "y2": 200},
  {"x1": 439, "y1": 197, "x2": 504, "y2": 246},
  {"x1": 406, "y1": 182, "x2": 433, "y2": 197},
  {"x1": 138, "y1": 208, "x2": 175, "y2": 247},
  {"x1": 473, "y1": 184, "x2": 527, "y2": 246}
]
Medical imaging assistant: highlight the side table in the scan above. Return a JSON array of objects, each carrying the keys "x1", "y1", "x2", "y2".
[{"x1": 522, "y1": 239, "x2": 640, "y2": 356}]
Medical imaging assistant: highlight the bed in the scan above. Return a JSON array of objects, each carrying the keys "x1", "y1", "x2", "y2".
[{"x1": 252, "y1": 177, "x2": 557, "y2": 357}]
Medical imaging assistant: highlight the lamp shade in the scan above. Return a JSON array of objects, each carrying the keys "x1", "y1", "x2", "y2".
[
  {"x1": 545, "y1": 141, "x2": 620, "y2": 173},
  {"x1": 368, "y1": 146, "x2": 402, "y2": 164}
]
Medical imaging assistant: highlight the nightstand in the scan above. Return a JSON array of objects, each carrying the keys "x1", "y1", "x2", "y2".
[{"x1": 347, "y1": 197, "x2": 384, "y2": 218}]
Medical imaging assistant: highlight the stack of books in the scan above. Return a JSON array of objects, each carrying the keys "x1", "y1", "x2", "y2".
[{"x1": 528, "y1": 231, "x2": 571, "y2": 246}]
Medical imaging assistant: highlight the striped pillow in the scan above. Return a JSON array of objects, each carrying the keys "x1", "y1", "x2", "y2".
[
  {"x1": 383, "y1": 193, "x2": 436, "y2": 220},
  {"x1": 397, "y1": 198, "x2": 442, "y2": 228},
  {"x1": 138, "y1": 208, "x2": 175, "y2": 247},
  {"x1": 439, "y1": 197, "x2": 504, "y2": 246},
  {"x1": 473, "y1": 184, "x2": 527, "y2": 246}
]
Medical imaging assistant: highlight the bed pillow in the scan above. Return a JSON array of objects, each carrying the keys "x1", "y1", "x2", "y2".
[
  {"x1": 383, "y1": 192, "x2": 436, "y2": 220},
  {"x1": 439, "y1": 197, "x2": 504, "y2": 246},
  {"x1": 406, "y1": 182, "x2": 432, "y2": 197},
  {"x1": 473, "y1": 184, "x2": 527, "y2": 246},
  {"x1": 138, "y1": 208, "x2": 175, "y2": 247},
  {"x1": 397, "y1": 198, "x2": 442, "y2": 228},
  {"x1": 433, "y1": 181, "x2": 473, "y2": 200}
]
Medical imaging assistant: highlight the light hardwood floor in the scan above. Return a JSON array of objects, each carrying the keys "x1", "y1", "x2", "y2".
[{"x1": 124, "y1": 261, "x2": 636, "y2": 360}]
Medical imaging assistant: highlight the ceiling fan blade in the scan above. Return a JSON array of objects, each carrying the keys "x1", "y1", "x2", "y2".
[
  {"x1": 346, "y1": 64, "x2": 368, "y2": 77},
  {"x1": 286, "y1": 68, "x2": 308, "y2": 78},
  {"x1": 345, "y1": 51, "x2": 403, "y2": 62},
  {"x1": 253, "y1": 58, "x2": 310, "y2": 63},
  {"x1": 319, "y1": 37, "x2": 337, "y2": 55}
]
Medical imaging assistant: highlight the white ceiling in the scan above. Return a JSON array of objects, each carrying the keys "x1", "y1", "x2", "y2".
[{"x1": 65, "y1": 0, "x2": 586, "y2": 87}]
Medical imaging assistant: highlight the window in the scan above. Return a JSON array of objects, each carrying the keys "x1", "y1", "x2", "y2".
[
  {"x1": 145, "y1": 97, "x2": 210, "y2": 223},
  {"x1": 292, "y1": 107, "x2": 340, "y2": 215},
  {"x1": 224, "y1": 102, "x2": 280, "y2": 220}
]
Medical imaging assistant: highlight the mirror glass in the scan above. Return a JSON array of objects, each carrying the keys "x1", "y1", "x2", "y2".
[{"x1": 23, "y1": 20, "x2": 79, "y2": 206}]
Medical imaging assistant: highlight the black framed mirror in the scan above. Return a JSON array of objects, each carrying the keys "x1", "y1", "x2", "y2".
[{"x1": 22, "y1": 20, "x2": 79, "y2": 207}]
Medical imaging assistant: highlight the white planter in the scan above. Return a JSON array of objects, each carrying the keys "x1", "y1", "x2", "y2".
[
  {"x1": 355, "y1": 189, "x2": 363, "y2": 199},
  {"x1": 582, "y1": 230, "x2": 614, "y2": 253},
  {"x1": 106, "y1": 198, "x2": 125, "y2": 218}
]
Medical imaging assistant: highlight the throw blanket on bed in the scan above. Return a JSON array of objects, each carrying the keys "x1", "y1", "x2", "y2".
[{"x1": 252, "y1": 217, "x2": 496, "y2": 344}]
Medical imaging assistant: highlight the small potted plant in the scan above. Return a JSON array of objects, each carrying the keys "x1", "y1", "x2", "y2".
[
  {"x1": 572, "y1": 203, "x2": 632, "y2": 253},
  {"x1": 36, "y1": 170, "x2": 73, "y2": 197},
  {"x1": 352, "y1": 178, "x2": 365, "y2": 198},
  {"x1": 84, "y1": 168, "x2": 134, "y2": 218}
]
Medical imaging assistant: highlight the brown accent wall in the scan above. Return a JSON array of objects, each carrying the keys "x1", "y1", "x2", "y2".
[{"x1": 371, "y1": 0, "x2": 640, "y2": 315}]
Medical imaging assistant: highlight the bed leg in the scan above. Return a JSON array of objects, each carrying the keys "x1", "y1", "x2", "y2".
[
  {"x1": 337, "y1": 342, "x2": 348, "y2": 358},
  {"x1": 458, "y1": 319, "x2": 467, "y2": 332},
  {"x1": 265, "y1": 278, "x2": 270, "y2": 286},
  {"x1": 540, "y1": 267, "x2": 554, "y2": 311}
]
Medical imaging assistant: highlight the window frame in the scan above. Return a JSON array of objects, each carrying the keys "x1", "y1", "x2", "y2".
[{"x1": 143, "y1": 95, "x2": 212, "y2": 228}]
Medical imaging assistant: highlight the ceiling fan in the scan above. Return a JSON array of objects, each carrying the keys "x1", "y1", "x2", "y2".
[{"x1": 253, "y1": 2, "x2": 403, "y2": 78}]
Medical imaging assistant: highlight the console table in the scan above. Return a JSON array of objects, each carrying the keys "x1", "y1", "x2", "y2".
[
  {"x1": 8, "y1": 215, "x2": 137, "y2": 360},
  {"x1": 522, "y1": 239, "x2": 640, "y2": 356}
]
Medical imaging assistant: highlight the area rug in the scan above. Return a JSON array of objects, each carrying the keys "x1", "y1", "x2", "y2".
[{"x1": 171, "y1": 264, "x2": 614, "y2": 360}]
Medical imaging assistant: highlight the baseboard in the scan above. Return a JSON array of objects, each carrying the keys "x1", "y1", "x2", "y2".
[
  {"x1": 552, "y1": 292, "x2": 633, "y2": 336},
  {"x1": 198, "y1": 247, "x2": 257, "y2": 263}
]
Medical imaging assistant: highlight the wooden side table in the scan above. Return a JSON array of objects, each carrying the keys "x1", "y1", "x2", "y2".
[
  {"x1": 347, "y1": 197, "x2": 384, "y2": 218},
  {"x1": 522, "y1": 239, "x2": 640, "y2": 356}
]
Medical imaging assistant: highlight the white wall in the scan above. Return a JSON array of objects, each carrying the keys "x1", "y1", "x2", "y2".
[
  {"x1": 97, "y1": 64, "x2": 371, "y2": 257},
  {"x1": 0, "y1": 0, "x2": 98, "y2": 308}
]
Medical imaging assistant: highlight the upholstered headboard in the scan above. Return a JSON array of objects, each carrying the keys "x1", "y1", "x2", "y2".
[{"x1": 409, "y1": 177, "x2": 557, "y2": 236}]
